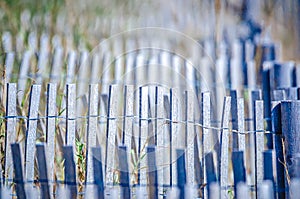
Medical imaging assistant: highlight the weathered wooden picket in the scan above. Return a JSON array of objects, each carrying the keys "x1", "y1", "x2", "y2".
[{"x1": 1, "y1": 23, "x2": 300, "y2": 199}]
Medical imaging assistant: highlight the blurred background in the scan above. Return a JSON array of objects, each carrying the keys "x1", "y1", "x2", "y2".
[{"x1": 0, "y1": 0, "x2": 299, "y2": 60}]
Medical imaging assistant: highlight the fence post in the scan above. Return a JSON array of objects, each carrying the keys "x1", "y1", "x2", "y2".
[
  {"x1": 86, "y1": 84, "x2": 99, "y2": 183},
  {"x1": 219, "y1": 96, "x2": 231, "y2": 198},
  {"x1": 138, "y1": 86, "x2": 148, "y2": 185},
  {"x1": 50, "y1": 47, "x2": 63, "y2": 84},
  {"x1": 36, "y1": 34, "x2": 49, "y2": 84},
  {"x1": 237, "y1": 98, "x2": 246, "y2": 151},
  {"x1": 262, "y1": 63, "x2": 273, "y2": 149},
  {"x1": 255, "y1": 100, "x2": 264, "y2": 193},
  {"x1": 185, "y1": 90, "x2": 195, "y2": 185},
  {"x1": 230, "y1": 90, "x2": 239, "y2": 149},
  {"x1": 155, "y1": 86, "x2": 165, "y2": 194},
  {"x1": 66, "y1": 51, "x2": 77, "y2": 84},
  {"x1": 169, "y1": 88, "x2": 179, "y2": 186},
  {"x1": 66, "y1": 84, "x2": 76, "y2": 147},
  {"x1": 122, "y1": 85, "x2": 134, "y2": 147},
  {"x1": 249, "y1": 90, "x2": 261, "y2": 188},
  {"x1": 77, "y1": 51, "x2": 89, "y2": 115},
  {"x1": 46, "y1": 83, "x2": 56, "y2": 194},
  {"x1": 25, "y1": 84, "x2": 41, "y2": 183},
  {"x1": 105, "y1": 85, "x2": 120, "y2": 186},
  {"x1": 231, "y1": 90, "x2": 246, "y2": 151},
  {"x1": 90, "y1": 54, "x2": 101, "y2": 84},
  {"x1": 17, "y1": 51, "x2": 31, "y2": 104},
  {"x1": 272, "y1": 62, "x2": 294, "y2": 89},
  {"x1": 164, "y1": 94, "x2": 171, "y2": 186},
  {"x1": 273, "y1": 90, "x2": 286, "y2": 101},
  {"x1": 271, "y1": 102, "x2": 285, "y2": 198},
  {"x1": 285, "y1": 87, "x2": 298, "y2": 100},
  {"x1": 5, "y1": 83, "x2": 17, "y2": 184},
  {"x1": 4, "y1": 53, "x2": 15, "y2": 82},
  {"x1": 202, "y1": 91, "x2": 211, "y2": 198},
  {"x1": 281, "y1": 101, "x2": 300, "y2": 178}
]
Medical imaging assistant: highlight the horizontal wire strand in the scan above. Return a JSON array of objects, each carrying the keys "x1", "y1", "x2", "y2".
[{"x1": 1, "y1": 114, "x2": 272, "y2": 135}]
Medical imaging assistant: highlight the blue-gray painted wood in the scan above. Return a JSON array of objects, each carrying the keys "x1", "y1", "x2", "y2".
[
  {"x1": 273, "y1": 90, "x2": 286, "y2": 101},
  {"x1": 147, "y1": 146, "x2": 158, "y2": 199},
  {"x1": 262, "y1": 65, "x2": 272, "y2": 149},
  {"x1": 232, "y1": 150, "x2": 246, "y2": 195},
  {"x1": 176, "y1": 149, "x2": 186, "y2": 199},
  {"x1": 285, "y1": 87, "x2": 298, "y2": 100},
  {"x1": 63, "y1": 146, "x2": 77, "y2": 199},
  {"x1": 92, "y1": 147, "x2": 104, "y2": 199},
  {"x1": 118, "y1": 146, "x2": 131, "y2": 199},
  {"x1": 194, "y1": 130, "x2": 202, "y2": 190},
  {"x1": 205, "y1": 152, "x2": 217, "y2": 199},
  {"x1": 36, "y1": 144, "x2": 50, "y2": 199},
  {"x1": 272, "y1": 62, "x2": 294, "y2": 89},
  {"x1": 271, "y1": 102, "x2": 285, "y2": 198},
  {"x1": 263, "y1": 150, "x2": 274, "y2": 182},
  {"x1": 11, "y1": 143, "x2": 26, "y2": 199},
  {"x1": 263, "y1": 150, "x2": 275, "y2": 198},
  {"x1": 290, "y1": 179, "x2": 300, "y2": 199},
  {"x1": 296, "y1": 155, "x2": 300, "y2": 178},
  {"x1": 249, "y1": 90, "x2": 261, "y2": 188},
  {"x1": 281, "y1": 101, "x2": 300, "y2": 178},
  {"x1": 230, "y1": 90, "x2": 239, "y2": 150}
]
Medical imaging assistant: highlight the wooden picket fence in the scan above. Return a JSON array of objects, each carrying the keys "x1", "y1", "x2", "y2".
[{"x1": 1, "y1": 27, "x2": 300, "y2": 199}]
